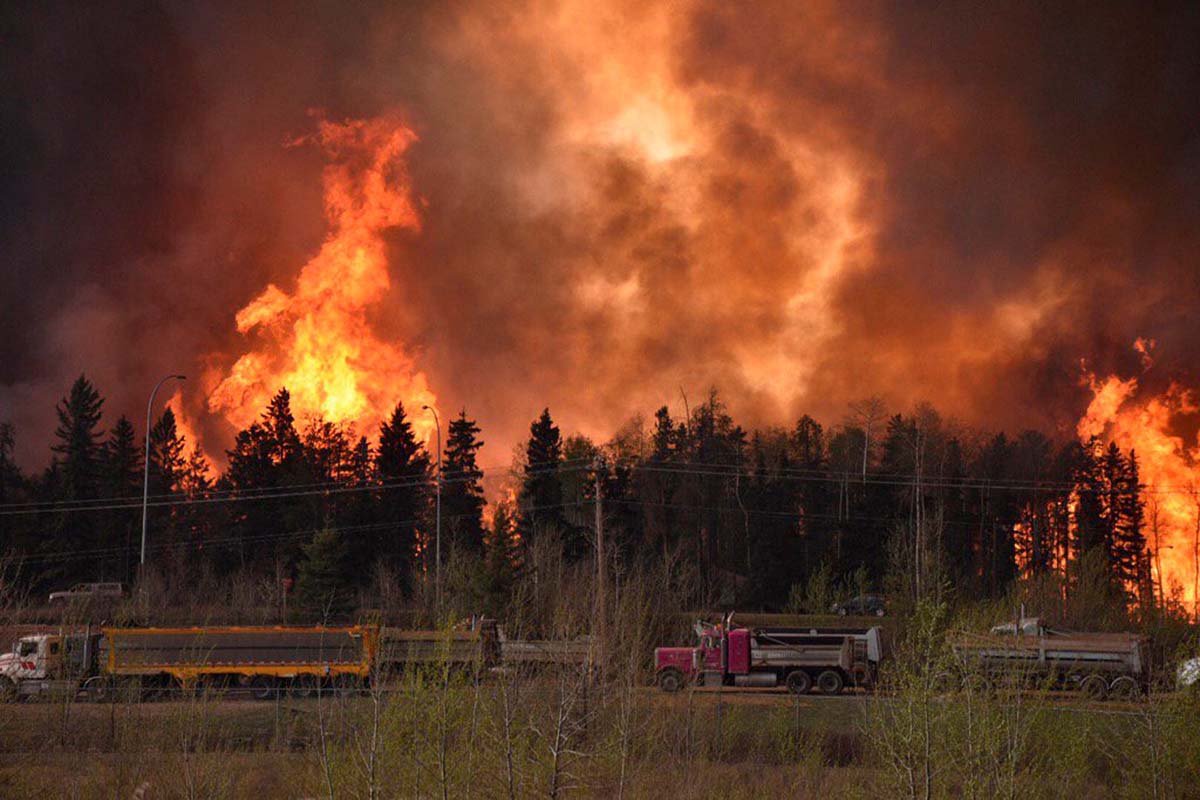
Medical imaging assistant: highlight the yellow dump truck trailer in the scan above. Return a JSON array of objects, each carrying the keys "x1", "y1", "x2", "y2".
[{"x1": 98, "y1": 625, "x2": 377, "y2": 699}]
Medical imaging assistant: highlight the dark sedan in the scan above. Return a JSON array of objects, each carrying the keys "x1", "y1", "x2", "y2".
[{"x1": 831, "y1": 595, "x2": 886, "y2": 617}]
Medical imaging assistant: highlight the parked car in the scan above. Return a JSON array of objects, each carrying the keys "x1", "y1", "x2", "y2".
[
  {"x1": 831, "y1": 595, "x2": 886, "y2": 617},
  {"x1": 48, "y1": 582, "x2": 125, "y2": 605}
]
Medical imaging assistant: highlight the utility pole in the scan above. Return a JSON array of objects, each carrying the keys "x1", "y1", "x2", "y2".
[
  {"x1": 594, "y1": 454, "x2": 605, "y2": 675},
  {"x1": 423, "y1": 405, "x2": 442, "y2": 613}
]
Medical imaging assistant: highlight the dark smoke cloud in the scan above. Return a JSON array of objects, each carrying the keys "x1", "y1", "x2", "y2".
[{"x1": 2, "y1": 0, "x2": 1198, "y2": 469}]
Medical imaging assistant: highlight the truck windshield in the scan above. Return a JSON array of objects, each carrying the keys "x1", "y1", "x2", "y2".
[{"x1": 18, "y1": 641, "x2": 36, "y2": 657}]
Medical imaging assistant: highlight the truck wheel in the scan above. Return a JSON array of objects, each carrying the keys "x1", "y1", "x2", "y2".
[
  {"x1": 289, "y1": 675, "x2": 319, "y2": 698},
  {"x1": 786, "y1": 670, "x2": 812, "y2": 695},
  {"x1": 658, "y1": 668, "x2": 684, "y2": 693},
  {"x1": 250, "y1": 676, "x2": 278, "y2": 701},
  {"x1": 1080, "y1": 674, "x2": 1108, "y2": 701},
  {"x1": 83, "y1": 677, "x2": 111, "y2": 703},
  {"x1": 932, "y1": 671, "x2": 957, "y2": 693},
  {"x1": 837, "y1": 608, "x2": 848, "y2": 617},
  {"x1": 850, "y1": 663, "x2": 872, "y2": 689},
  {"x1": 1108, "y1": 676, "x2": 1138, "y2": 699},
  {"x1": 817, "y1": 670, "x2": 845, "y2": 695},
  {"x1": 0, "y1": 678, "x2": 16, "y2": 703},
  {"x1": 141, "y1": 679, "x2": 168, "y2": 702},
  {"x1": 332, "y1": 674, "x2": 361, "y2": 697}
]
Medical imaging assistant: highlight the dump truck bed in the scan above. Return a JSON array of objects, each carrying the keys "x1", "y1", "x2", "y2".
[
  {"x1": 953, "y1": 631, "x2": 1145, "y2": 676},
  {"x1": 102, "y1": 626, "x2": 374, "y2": 680},
  {"x1": 499, "y1": 638, "x2": 592, "y2": 667},
  {"x1": 378, "y1": 627, "x2": 498, "y2": 667},
  {"x1": 757, "y1": 626, "x2": 887, "y2": 664},
  {"x1": 749, "y1": 632, "x2": 853, "y2": 671}
]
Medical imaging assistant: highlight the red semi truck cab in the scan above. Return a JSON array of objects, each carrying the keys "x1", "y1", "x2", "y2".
[{"x1": 656, "y1": 617, "x2": 881, "y2": 694}]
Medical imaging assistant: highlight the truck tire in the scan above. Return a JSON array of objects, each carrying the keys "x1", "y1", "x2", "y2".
[
  {"x1": 786, "y1": 670, "x2": 812, "y2": 695},
  {"x1": 141, "y1": 679, "x2": 169, "y2": 702},
  {"x1": 332, "y1": 674, "x2": 361, "y2": 696},
  {"x1": 83, "y1": 677, "x2": 111, "y2": 703},
  {"x1": 1080, "y1": 674, "x2": 1108, "y2": 701},
  {"x1": 850, "y1": 663, "x2": 872, "y2": 689},
  {"x1": 0, "y1": 678, "x2": 16, "y2": 703},
  {"x1": 817, "y1": 670, "x2": 845, "y2": 695},
  {"x1": 932, "y1": 671, "x2": 957, "y2": 693},
  {"x1": 658, "y1": 668, "x2": 684, "y2": 693},
  {"x1": 1108, "y1": 676, "x2": 1138, "y2": 699},
  {"x1": 250, "y1": 675, "x2": 278, "y2": 701}
]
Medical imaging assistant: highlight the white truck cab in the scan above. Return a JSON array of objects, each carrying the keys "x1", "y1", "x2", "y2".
[
  {"x1": 0, "y1": 633, "x2": 101, "y2": 700},
  {"x1": 0, "y1": 635, "x2": 54, "y2": 681}
]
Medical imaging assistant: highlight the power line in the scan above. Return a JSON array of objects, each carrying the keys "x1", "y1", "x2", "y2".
[
  {"x1": 636, "y1": 461, "x2": 1200, "y2": 496},
  {"x1": 0, "y1": 457, "x2": 594, "y2": 511},
  {"x1": 0, "y1": 486, "x2": 1120, "y2": 569},
  {"x1": 3, "y1": 455, "x2": 1194, "y2": 519},
  {"x1": 6, "y1": 500, "x2": 587, "y2": 567},
  {"x1": 0, "y1": 459, "x2": 594, "y2": 516},
  {"x1": 6, "y1": 445, "x2": 1196, "y2": 518}
]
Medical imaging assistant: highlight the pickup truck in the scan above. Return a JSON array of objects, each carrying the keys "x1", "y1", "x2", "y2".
[{"x1": 48, "y1": 582, "x2": 125, "y2": 605}]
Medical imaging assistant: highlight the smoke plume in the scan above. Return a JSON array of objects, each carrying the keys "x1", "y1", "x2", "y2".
[{"x1": 2, "y1": 0, "x2": 1198, "y2": 468}]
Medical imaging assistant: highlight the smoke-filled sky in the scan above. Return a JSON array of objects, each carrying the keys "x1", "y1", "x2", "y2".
[{"x1": 2, "y1": 0, "x2": 1198, "y2": 469}]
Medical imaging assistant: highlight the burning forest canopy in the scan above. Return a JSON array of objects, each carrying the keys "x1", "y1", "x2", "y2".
[{"x1": 1, "y1": 3, "x2": 1199, "y2": 605}]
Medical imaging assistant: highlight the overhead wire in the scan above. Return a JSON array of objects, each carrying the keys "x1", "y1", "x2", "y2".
[
  {"x1": 6, "y1": 451, "x2": 1193, "y2": 518},
  {"x1": 0, "y1": 458, "x2": 594, "y2": 516},
  {"x1": 6, "y1": 499, "x2": 586, "y2": 567},
  {"x1": 0, "y1": 456, "x2": 593, "y2": 511}
]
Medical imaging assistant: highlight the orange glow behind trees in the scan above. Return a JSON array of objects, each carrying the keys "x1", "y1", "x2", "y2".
[
  {"x1": 1078, "y1": 343, "x2": 1200, "y2": 612},
  {"x1": 206, "y1": 116, "x2": 438, "y2": 446}
]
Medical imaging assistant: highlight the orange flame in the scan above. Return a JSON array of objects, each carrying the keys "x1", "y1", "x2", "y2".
[
  {"x1": 1078, "y1": 344, "x2": 1200, "y2": 613},
  {"x1": 167, "y1": 388, "x2": 211, "y2": 478},
  {"x1": 483, "y1": 484, "x2": 519, "y2": 530},
  {"x1": 207, "y1": 115, "x2": 437, "y2": 444}
]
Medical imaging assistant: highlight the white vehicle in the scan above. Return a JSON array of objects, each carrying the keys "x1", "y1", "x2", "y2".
[
  {"x1": 0, "y1": 632, "x2": 102, "y2": 700},
  {"x1": 48, "y1": 582, "x2": 124, "y2": 605},
  {"x1": 1177, "y1": 657, "x2": 1200, "y2": 690}
]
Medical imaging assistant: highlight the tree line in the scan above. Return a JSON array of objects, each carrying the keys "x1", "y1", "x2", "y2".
[{"x1": 0, "y1": 375, "x2": 1163, "y2": 621}]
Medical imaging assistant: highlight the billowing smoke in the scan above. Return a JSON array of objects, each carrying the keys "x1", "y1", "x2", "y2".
[{"x1": 2, "y1": 0, "x2": 1198, "y2": 468}]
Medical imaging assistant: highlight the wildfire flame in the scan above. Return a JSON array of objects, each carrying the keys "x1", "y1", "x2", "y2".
[
  {"x1": 1078, "y1": 342, "x2": 1200, "y2": 612},
  {"x1": 207, "y1": 115, "x2": 437, "y2": 445},
  {"x1": 167, "y1": 388, "x2": 210, "y2": 475}
]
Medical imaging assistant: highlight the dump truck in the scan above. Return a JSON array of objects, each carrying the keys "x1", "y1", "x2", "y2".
[
  {"x1": 378, "y1": 622, "x2": 500, "y2": 672},
  {"x1": 2, "y1": 620, "x2": 599, "y2": 702},
  {"x1": 376, "y1": 621, "x2": 589, "y2": 673},
  {"x1": 497, "y1": 628, "x2": 592, "y2": 669},
  {"x1": 0, "y1": 625, "x2": 376, "y2": 701},
  {"x1": 655, "y1": 615, "x2": 882, "y2": 694},
  {"x1": 949, "y1": 617, "x2": 1148, "y2": 699},
  {"x1": 753, "y1": 626, "x2": 888, "y2": 687}
]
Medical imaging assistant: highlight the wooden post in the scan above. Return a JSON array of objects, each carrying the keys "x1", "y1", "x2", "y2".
[{"x1": 595, "y1": 455, "x2": 605, "y2": 677}]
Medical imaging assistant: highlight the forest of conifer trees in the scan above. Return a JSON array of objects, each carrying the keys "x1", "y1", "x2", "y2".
[{"x1": 0, "y1": 374, "x2": 1161, "y2": 622}]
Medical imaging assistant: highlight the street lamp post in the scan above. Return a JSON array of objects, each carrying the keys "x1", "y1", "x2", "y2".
[
  {"x1": 141, "y1": 374, "x2": 186, "y2": 567},
  {"x1": 423, "y1": 405, "x2": 442, "y2": 611}
]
